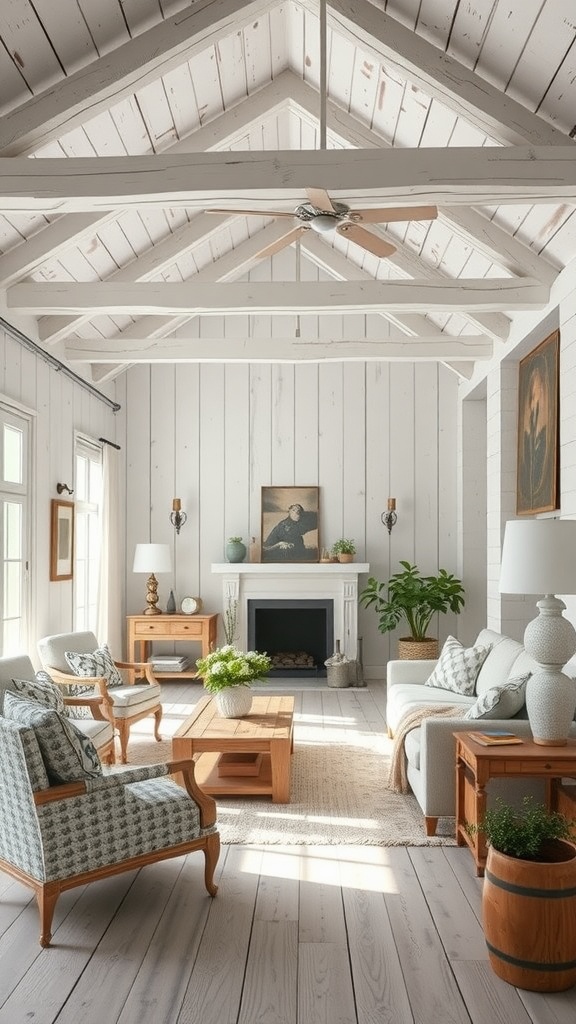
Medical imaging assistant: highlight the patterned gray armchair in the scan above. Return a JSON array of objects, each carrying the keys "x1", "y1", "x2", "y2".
[{"x1": 0, "y1": 716, "x2": 219, "y2": 946}]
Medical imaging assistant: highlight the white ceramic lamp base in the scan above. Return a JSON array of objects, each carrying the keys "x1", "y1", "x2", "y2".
[{"x1": 524, "y1": 596, "x2": 576, "y2": 746}]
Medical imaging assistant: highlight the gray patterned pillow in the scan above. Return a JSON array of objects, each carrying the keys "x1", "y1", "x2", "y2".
[
  {"x1": 3, "y1": 691, "x2": 102, "y2": 783},
  {"x1": 464, "y1": 673, "x2": 531, "y2": 720},
  {"x1": 425, "y1": 636, "x2": 492, "y2": 696},
  {"x1": 64, "y1": 643, "x2": 124, "y2": 689},
  {"x1": 9, "y1": 671, "x2": 65, "y2": 715}
]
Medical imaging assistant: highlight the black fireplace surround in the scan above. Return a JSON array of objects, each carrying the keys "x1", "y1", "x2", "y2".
[{"x1": 247, "y1": 599, "x2": 334, "y2": 677}]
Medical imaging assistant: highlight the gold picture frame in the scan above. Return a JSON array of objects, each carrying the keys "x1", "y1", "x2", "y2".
[
  {"x1": 50, "y1": 499, "x2": 75, "y2": 581},
  {"x1": 516, "y1": 330, "x2": 560, "y2": 516},
  {"x1": 261, "y1": 486, "x2": 320, "y2": 563}
]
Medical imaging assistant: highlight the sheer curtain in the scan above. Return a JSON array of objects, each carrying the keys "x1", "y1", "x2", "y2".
[{"x1": 97, "y1": 445, "x2": 122, "y2": 656}]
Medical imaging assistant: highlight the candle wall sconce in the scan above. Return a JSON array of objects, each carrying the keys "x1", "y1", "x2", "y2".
[
  {"x1": 170, "y1": 498, "x2": 187, "y2": 535},
  {"x1": 381, "y1": 498, "x2": 398, "y2": 535}
]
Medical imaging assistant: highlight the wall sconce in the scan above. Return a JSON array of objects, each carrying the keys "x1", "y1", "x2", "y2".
[
  {"x1": 170, "y1": 498, "x2": 187, "y2": 535},
  {"x1": 56, "y1": 482, "x2": 74, "y2": 496},
  {"x1": 381, "y1": 497, "x2": 397, "y2": 535}
]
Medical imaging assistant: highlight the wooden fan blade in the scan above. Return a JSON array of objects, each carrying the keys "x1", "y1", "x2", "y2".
[
  {"x1": 205, "y1": 208, "x2": 296, "y2": 218},
  {"x1": 305, "y1": 188, "x2": 336, "y2": 213},
  {"x1": 336, "y1": 223, "x2": 396, "y2": 258},
  {"x1": 252, "y1": 225, "x2": 309, "y2": 261},
  {"x1": 350, "y1": 205, "x2": 438, "y2": 224}
]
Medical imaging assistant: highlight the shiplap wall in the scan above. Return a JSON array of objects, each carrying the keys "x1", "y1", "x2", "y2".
[
  {"x1": 118, "y1": 359, "x2": 461, "y2": 676},
  {"x1": 0, "y1": 322, "x2": 118, "y2": 658}
]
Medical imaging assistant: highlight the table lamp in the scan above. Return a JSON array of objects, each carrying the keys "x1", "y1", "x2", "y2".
[
  {"x1": 133, "y1": 543, "x2": 172, "y2": 615},
  {"x1": 499, "y1": 518, "x2": 576, "y2": 746}
]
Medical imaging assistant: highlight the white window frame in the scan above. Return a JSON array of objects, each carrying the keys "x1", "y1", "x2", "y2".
[
  {"x1": 74, "y1": 434, "x2": 103, "y2": 633},
  {"x1": 0, "y1": 400, "x2": 32, "y2": 656}
]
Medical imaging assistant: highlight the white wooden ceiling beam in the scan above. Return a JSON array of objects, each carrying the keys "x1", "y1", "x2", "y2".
[
  {"x1": 318, "y1": 0, "x2": 571, "y2": 147},
  {"x1": 3, "y1": 148, "x2": 576, "y2": 213},
  {"x1": 0, "y1": 212, "x2": 120, "y2": 286},
  {"x1": 300, "y1": 233, "x2": 510, "y2": 341},
  {"x1": 0, "y1": 0, "x2": 276, "y2": 156},
  {"x1": 9, "y1": 278, "x2": 548, "y2": 315},
  {"x1": 63, "y1": 336, "x2": 493, "y2": 363}
]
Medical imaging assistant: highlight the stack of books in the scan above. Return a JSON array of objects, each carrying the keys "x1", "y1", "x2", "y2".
[{"x1": 148, "y1": 655, "x2": 190, "y2": 673}]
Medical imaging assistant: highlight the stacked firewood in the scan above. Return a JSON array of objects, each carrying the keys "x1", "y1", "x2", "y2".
[{"x1": 270, "y1": 651, "x2": 315, "y2": 670}]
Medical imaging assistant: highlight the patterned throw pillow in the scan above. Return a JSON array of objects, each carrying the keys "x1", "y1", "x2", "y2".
[
  {"x1": 64, "y1": 643, "x2": 124, "y2": 689},
  {"x1": 3, "y1": 691, "x2": 102, "y2": 783},
  {"x1": 10, "y1": 672, "x2": 65, "y2": 715},
  {"x1": 425, "y1": 636, "x2": 492, "y2": 696},
  {"x1": 464, "y1": 673, "x2": 531, "y2": 720}
]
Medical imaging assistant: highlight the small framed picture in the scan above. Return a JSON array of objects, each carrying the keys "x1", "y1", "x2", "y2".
[
  {"x1": 261, "y1": 486, "x2": 320, "y2": 563},
  {"x1": 50, "y1": 499, "x2": 75, "y2": 581}
]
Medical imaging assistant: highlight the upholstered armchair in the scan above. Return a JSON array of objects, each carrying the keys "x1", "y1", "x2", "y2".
[
  {"x1": 0, "y1": 654, "x2": 115, "y2": 764},
  {"x1": 0, "y1": 714, "x2": 219, "y2": 947},
  {"x1": 38, "y1": 631, "x2": 163, "y2": 763}
]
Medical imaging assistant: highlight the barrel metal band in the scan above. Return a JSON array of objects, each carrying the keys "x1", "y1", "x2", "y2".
[
  {"x1": 485, "y1": 868, "x2": 576, "y2": 899},
  {"x1": 486, "y1": 940, "x2": 576, "y2": 972}
]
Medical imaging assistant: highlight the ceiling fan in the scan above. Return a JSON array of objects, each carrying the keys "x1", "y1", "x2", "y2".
[{"x1": 207, "y1": 188, "x2": 438, "y2": 261}]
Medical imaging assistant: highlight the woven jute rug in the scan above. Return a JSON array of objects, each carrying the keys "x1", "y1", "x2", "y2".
[{"x1": 125, "y1": 707, "x2": 456, "y2": 847}]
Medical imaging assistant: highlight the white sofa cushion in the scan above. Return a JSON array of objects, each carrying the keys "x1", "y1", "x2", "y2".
[
  {"x1": 474, "y1": 630, "x2": 524, "y2": 695},
  {"x1": 425, "y1": 636, "x2": 491, "y2": 695},
  {"x1": 386, "y1": 682, "x2": 473, "y2": 734},
  {"x1": 464, "y1": 673, "x2": 531, "y2": 720}
]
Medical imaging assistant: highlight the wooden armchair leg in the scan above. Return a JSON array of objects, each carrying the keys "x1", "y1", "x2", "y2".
[
  {"x1": 153, "y1": 705, "x2": 163, "y2": 742},
  {"x1": 117, "y1": 722, "x2": 130, "y2": 764},
  {"x1": 37, "y1": 883, "x2": 60, "y2": 947},
  {"x1": 203, "y1": 832, "x2": 220, "y2": 896}
]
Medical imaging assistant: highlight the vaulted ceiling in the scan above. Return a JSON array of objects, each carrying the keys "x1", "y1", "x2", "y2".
[{"x1": 1, "y1": 0, "x2": 575, "y2": 384}]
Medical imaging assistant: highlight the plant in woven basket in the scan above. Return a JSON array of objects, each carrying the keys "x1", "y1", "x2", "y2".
[
  {"x1": 360, "y1": 560, "x2": 465, "y2": 642},
  {"x1": 196, "y1": 645, "x2": 271, "y2": 693}
]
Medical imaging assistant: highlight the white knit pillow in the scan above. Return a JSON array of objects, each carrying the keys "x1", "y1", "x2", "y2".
[
  {"x1": 425, "y1": 636, "x2": 492, "y2": 696},
  {"x1": 464, "y1": 673, "x2": 531, "y2": 720}
]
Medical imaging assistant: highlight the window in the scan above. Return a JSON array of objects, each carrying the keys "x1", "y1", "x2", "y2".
[
  {"x1": 74, "y1": 437, "x2": 102, "y2": 632},
  {"x1": 0, "y1": 407, "x2": 29, "y2": 656}
]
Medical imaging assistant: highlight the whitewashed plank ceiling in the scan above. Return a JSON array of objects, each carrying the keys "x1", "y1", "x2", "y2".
[{"x1": 0, "y1": 0, "x2": 575, "y2": 382}]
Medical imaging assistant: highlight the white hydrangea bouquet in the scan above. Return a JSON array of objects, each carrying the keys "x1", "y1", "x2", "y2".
[{"x1": 196, "y1": 645, "x2": 271, "y2": 693}]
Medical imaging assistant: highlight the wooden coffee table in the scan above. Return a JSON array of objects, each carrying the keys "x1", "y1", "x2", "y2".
[{"x1": 172, "y1": 694, "x2": 295, "y2": 803}]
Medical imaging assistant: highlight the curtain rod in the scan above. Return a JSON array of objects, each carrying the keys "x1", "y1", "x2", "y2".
[
  {"x1": 99, "y1": 436, "x2": 121, "y2": 450},
  {"x1": 0, "y1": 316, "x2": 121, "y2": 413}
]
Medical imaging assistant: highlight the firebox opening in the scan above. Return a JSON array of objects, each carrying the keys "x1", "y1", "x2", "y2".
[{"x1": 247, "y1": 599, "x2": 334, "y2": 677}]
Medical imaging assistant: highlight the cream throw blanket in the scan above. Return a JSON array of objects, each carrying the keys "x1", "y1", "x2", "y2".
[{"x1": 388, "y1": 703, "x2": 467, "y2": 794}]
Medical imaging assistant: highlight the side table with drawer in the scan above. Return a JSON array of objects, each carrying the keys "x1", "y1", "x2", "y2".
[
  {"x1": 454, "y1": 731, "x2": 576, "y2": 875},
  {"x1": 126, "y1": 613, "x2": 218, "y2": 683}
]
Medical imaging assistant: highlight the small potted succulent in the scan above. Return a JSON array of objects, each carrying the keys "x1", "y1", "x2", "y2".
[
  {"x1": 196, "y1": 645, "x2": 271, "y2": 718},
  {"x1": 331, "y1": 539, "x2": 356, "y2": 563}
]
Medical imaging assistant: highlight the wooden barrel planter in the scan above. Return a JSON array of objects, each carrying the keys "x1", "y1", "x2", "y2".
[
  {"x1": 483, "y1": 841, "x2": 576, "y2": 992},
  {"x1": 397, "y1": 637, "x2": 439, "y2": 660}
]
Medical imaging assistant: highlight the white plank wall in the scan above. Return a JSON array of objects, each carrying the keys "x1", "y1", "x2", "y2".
[
  {"x1": 120, "y1": 357, "x2": 461, "y2": 676},
  {"x1": 0, "y1": 320, "x2": 118, "y2": 657}
]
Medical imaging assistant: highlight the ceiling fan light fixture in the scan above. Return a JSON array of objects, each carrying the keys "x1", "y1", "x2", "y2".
[{"x1": 309, "y1": 214, "x2": 338, "y2": 234}]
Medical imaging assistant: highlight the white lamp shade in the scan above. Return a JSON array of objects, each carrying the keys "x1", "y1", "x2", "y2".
[
  {"x1": 132, "y1": 542, "x2": 172, "y2": 574},
  {"x1": 499, "y1": 519, "x2": 576, "y2": 595}
]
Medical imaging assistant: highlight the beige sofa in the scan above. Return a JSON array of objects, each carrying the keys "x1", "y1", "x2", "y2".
[{"x1": 386, "y1": 628, "x2": 576, "y2": 836}]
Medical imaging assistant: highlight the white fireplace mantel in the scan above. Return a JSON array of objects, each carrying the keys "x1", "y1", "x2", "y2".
[{"x1": 211, "y1": 562, "x2": 370, "y2": 661}]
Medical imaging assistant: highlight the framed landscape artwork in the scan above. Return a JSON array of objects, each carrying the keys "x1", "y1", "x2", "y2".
[
  {"x1": 261, "y1": 486, "x2": 320, "y2": 563},
  {"x1": 50, "y1": 499, "x2": 75, "y2": 581},
  {"x1": 516, "y1": 330, "x2": 560, "y2": 516}
]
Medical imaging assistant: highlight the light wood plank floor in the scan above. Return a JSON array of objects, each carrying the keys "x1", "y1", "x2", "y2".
[{"x1": 1, "y1": 681, "x2": 575, "y2": 1023}]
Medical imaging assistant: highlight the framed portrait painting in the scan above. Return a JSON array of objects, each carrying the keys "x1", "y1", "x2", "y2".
[
  {"x1": 261, "y1": 486, "x2": 320, "y2": 563},
  {"x1": 50, "y1": 499, "x2": 75, "y2": 581},
  {"x1": 516, "y1": 330, "x2": 560, "y2": 516}
]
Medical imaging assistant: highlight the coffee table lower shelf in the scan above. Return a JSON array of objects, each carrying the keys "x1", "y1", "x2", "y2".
[{"x1": 194, "y1": 751, "x2": 274, "y2": 798}]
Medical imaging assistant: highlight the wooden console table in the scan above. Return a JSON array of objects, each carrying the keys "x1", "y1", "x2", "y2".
[
  {"x1": 455, "y1": 731, "x2": 576, "y2": 875},
  {"x1": 126, "y1": 613, "x2": 218, "y2": 682}
]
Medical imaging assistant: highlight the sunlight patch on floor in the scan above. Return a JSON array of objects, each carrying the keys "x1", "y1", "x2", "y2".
[{"x1": 233, "y1": 844, "x2": 403, "y2": 893}]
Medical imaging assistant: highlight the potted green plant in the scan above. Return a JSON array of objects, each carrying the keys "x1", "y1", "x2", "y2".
[
  {"x1": 331, "y1": 539, "x2": 356, "y2": 563},
  {"x1": 196, "y1": 645, "x2": 271, "y2": 718},
  {"x1": 470, "y1": 797, "x2": 576, "y2": 992},
  {"x1": 360, "y1": 560, "x2": 465, "y2": 658}
]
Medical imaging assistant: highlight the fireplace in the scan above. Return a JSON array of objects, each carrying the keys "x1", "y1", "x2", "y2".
[
  {"x1": 211, "y1": 561, "x2": 370, "y2": 666},
  {"x1": 248, "y1": 599, "x2": 334, "y2": 677}
]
